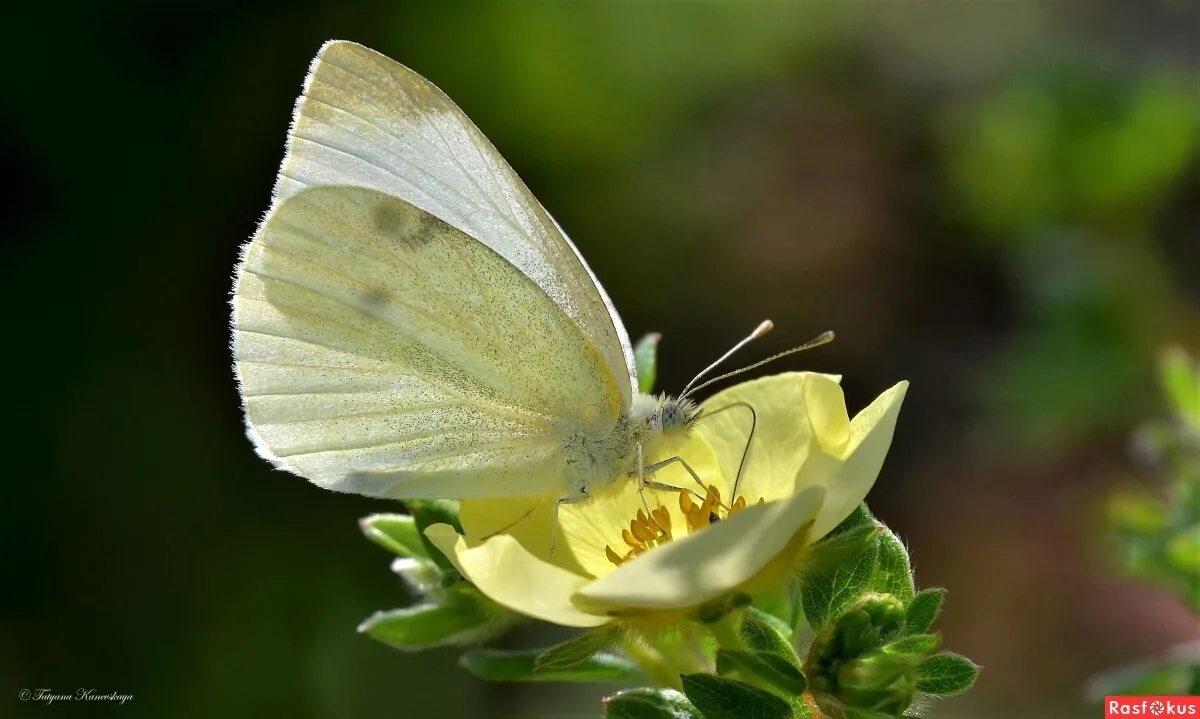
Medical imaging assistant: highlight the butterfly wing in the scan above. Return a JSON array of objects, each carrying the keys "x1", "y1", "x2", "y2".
[
  {"x1": 271, "y1": 40, "x2": 637, "y2": 405},
  {"x1": 233, "y1": 185, "x2": 622, "y2": 499}
]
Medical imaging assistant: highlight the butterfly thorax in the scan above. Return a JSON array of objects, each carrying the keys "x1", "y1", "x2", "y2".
[{"x1": 561, "y1": 394, "x2": 700, "y2": 497}]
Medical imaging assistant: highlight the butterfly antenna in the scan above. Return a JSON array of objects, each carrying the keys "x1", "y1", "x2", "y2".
[
  {"x1": 678, "y1": 320, "x2": 775, "y2": 398},
  {"x1": 679, "y1": 330, "x2": 835, "y2": 400}
]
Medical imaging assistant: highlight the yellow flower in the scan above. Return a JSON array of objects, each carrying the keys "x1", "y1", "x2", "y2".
[{"x1": 425, "y1": 372, "x2": 907, "y2": 628}]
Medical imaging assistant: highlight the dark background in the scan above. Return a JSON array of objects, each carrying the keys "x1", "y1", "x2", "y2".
[{"x1": 3, "y1": 2, "x2": 1198, "y2": 717}]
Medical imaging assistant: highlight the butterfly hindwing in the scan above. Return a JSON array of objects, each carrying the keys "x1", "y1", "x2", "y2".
[{"x1": 233, "y1": 185, "x2": 622, "y2": 499}]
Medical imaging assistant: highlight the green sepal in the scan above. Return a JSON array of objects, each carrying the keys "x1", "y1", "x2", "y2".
[
  {"x1": 801, "y1": 530, "x2": 881, "y2": 631},
  {"x1": 534, "y1": 626, "x2": 621, "y2": 671},
  {"x1": 715, "y1": 649, "x2": 808, "y2": 696},
  {"x1": 740, "y1": 609, "x2": 801, "y2": 667},
  {"x1": 359, "y1": 513, "x2": 429, "y2": 559},
  {"x1": 914, "y1": 652, "x2": 980, "y2": 695},
  {"x1": 635, "y1": 332, "x2": 662, "y2": 394},
  {"x1": 459, "y1": 648, "x2": 639, "y2": 683},
  {"x1": 873, "y1": 527, "x2": 916, "y2": 603},
  {"x1": 829, "y1": 504, "x2": 875, "y2": 538},
  {"x1": 904, "y1": 588, "x2": 946, "y2": 635},
  {"x1": 409, "y1": 499, "x2": 463, "y2": 572},
  {"x1": 751, "y1": 588, "x2": 795, "y2": 630},
  {"x1": 358, "y1": 586, "x2": 500, "y2": 651},
  {"x1": 680, "y1": 673, "x2": 792, "y2": 719},
  {"x1": 883, "y1": 633, "x2": 941, "y2": 657},
  {"x1": 604, "y1": 688, "x2": 702, "y2": 719}
]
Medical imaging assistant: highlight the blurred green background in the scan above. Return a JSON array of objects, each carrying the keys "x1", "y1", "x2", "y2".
[{"x1": 3, "y1": 2, "x2": 1197, "y2": 717}]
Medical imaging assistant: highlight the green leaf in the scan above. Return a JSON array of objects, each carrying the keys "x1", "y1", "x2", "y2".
[
  {"x1": 460, "y1": 648, "x2": 639, "y2": 683},
  {"x1": 883, "y1": 633, "x2": 941, "y2": 657},
  {"x1": 359, "y1": 513, "x2": 429, "y2": 559},
  {"x1": 915, "y1": 652, "x2": 980, "y2": 695},
  {"x1": 873, "y1": 527, "x2": 915, "y2": 603},
  {"x1": 904, "y1": 588, "x2": 946, "y2": 635},
  {"x1": 802, "y1": 534, "x2": 880, "y2": 631},
  {"x1": 359, "y1": 592, "x2": 493, "y2": 650},
  {"x1": 605, "y1": 688, "x2": 702, "y2": 719},
  {"x1": 739, "y1": 610, "x2": 801, "y2": 667},
  {"x1": 409, "y1": 499, "x2": 463, "y2": 571},
  {"x1": 716, "y1": 649, "x2": 808, "y2": 696},
  {"x1": 635, "y1": 332, "x2": 662, "y2": 394},
  {"x1": 680, "y1": 673, "x2": 792, "y2": 719},
  {"x1": 535, "y1": 626, "x2": 620, "y2": 671}
]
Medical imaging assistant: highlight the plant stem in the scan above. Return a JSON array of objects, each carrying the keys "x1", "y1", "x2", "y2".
[
  {"x1": 707, "y1": 613, "x2": 744, "y2": 651},
  {"x1": 622, "y1": 638, "x2": 681, "y2": 688}
]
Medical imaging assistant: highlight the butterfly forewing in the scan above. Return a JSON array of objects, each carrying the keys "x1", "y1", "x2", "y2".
[{"x1": 273, "y1": 40, "x2": 636, "y2": 403}]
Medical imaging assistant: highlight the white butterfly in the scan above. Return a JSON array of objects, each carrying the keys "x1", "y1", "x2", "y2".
[{"x1": 232, "y1": 41, "x2": 822, "y2": 504}]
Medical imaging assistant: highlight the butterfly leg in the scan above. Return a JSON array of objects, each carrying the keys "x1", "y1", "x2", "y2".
[
  {"x1": 633, "y1": 442, "x2": 673, "y2": 536},
  {"x1": 549, "y1": 492, "x2": 591, "y2": 555},
  {"x1": 690, "y1": 401, "x2": 757, "y2": 502},
  {"x1": 640, "y1": 456, "x2": 727, "y2": 510}
]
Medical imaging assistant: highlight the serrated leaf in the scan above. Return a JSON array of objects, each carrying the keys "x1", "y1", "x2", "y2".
[
  {"x1": 873, "y1": 527, "x2": 915, "y2": 603},
  {"x1": 716, "y1": 649, "x2": 808, "y2": 696},
  {"x1": 635, "y1": 333, "x2": 662, "y2": 394},
  {"x1": 409, "y1": 499, "x2": 463, "y2": 571},
  {"x1": 535, "y1": 626, "x2": 620, "y2": 671},
  {"x1": 802, "y1": 535, "x2": 880, "y2": 631},
  {"x1": 359, "y1": 594, "x2": 492, "y2": 651},
  {"x1": 740, "y1": 610, "x2": 801, "y2": 666},
  {"x1": 460, "y1": 648, "x2": 639, "y2": 683},
  {"x1": 680, "y1": 673, "x2": 792, "y2": 719},
  {"x1": 883, "y1": 633, "x2": 941, "y2": 657},
  {"x1": 359, "y1": 513, "x2": 429, "y2": 559},
  {"x1": 915, "y1": 652, "x2": 980, "y2": 695},
  {"x1": 605, "y1": 688, "x2": 702, "y2": 719}
]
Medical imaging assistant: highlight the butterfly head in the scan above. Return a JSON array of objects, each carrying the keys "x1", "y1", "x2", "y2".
[{"x1": 657, "y1": 396, "x2": 700, "y2": 435}]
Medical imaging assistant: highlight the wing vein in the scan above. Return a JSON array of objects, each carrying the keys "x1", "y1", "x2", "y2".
[{"x1": 318, "y1": 55, "x2": 520, "y2": 235}]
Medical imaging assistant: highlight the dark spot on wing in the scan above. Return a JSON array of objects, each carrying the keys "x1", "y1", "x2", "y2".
[
  {"x1": 372, "y1": 202, "x2": 433, "y2": 247},
  {"x1": 361, "y1": 286, "x2": 391, "y2": 309}
]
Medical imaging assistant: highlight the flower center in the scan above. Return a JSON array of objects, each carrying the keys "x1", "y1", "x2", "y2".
[{"x1": 604, "y1": 485, "x2": 763, "y2": 567}]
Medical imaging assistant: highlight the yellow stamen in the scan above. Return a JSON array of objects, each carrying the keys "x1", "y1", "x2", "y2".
[
  {"x1": 604, "y1": 489, "x2": 767, "y2": 567},
  {"x1": 631, "y1": 513, "x2": 657, "y2": 542},
  {"x1": 622, "y1": 528, "x2": 640, "y2": 549},
  {"x1": 605, "y1": 545, "x2": 623, "y2": 566}
]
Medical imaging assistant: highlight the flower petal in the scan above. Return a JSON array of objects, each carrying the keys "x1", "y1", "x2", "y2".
[
  {"x1": 806, "y1": 380, "x2": 908, "y2": 540},
  {"x1": 696, "y1": 372, "x2": 841, "y2": 502},
  {"x1": 457, "y1": 495, "x2": 596, "y2": 577},
  {"x1": 573, "y1": 485, "x2": 826, "y2": 612},
  {"x1": 424, "y1": 523, "x2": 609, "y2": 628},
  {"x1": 556, "y1": 435, "x2": 722, "y2": 578},
  {"x1": 805, "y1": 373, "x2": 852, "y2": 455}
]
